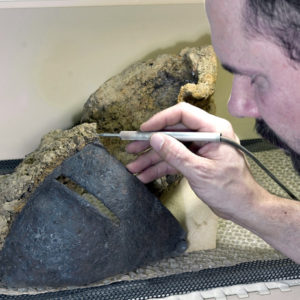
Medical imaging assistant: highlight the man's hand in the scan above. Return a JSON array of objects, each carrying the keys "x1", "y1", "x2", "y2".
[
  {"x1": 126, "y1": 102, "x2": 300, "y2": 263},
  {"x1": 126, "y1": 102, "x2": 262, "y2": 220}
]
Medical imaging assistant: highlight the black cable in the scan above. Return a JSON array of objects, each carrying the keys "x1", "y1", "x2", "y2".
[{"x1": 220, "y1": 136, "x2": 299, "y2": 201}]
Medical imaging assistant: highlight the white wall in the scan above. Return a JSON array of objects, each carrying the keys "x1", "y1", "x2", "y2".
[{"x1": 0, "y1": 2, "x2": 257, "y2": 160}]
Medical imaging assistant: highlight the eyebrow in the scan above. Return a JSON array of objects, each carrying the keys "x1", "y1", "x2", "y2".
[
  {"x1": 222, "y1": 63, "x2": 269, "y2": 85},
  {"x1": 221, "y1": 63, "x2": 245, "y2": 75}
]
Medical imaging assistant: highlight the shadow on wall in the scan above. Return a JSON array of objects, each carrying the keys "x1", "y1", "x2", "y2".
[
  {"x1": 73, "y1": 34, "x2": 212, "y2": 126},
  {"x1": 141, "y1": 34, "x2": 212, "y2": 61}
]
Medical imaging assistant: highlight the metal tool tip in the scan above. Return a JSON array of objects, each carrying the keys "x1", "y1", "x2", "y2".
[{"x1": 98, "y1": 133, "x2": 120, "y2": 138}]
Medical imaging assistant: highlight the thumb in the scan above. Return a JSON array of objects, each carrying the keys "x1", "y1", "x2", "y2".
[{"x1": 150, "y1": 133, "x2": 209, "y2": 179}]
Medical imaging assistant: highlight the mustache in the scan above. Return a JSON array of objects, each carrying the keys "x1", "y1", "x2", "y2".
[{"x1": 255, "y1": 119, "x2": 300, "y2": 175}]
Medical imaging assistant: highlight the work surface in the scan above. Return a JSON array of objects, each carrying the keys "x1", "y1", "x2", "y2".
[{"x1": 1, "y1": 141, "x2": 300, "y2": 299}]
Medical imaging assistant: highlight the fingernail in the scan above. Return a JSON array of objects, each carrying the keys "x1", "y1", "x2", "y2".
[{"x1": 150, "y1": 134, "x2": 165, "y2": 152}]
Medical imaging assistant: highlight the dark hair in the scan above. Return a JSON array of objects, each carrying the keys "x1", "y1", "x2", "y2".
[{"x1": 244, "y1": 0, "x2": 300, "y2": 62}]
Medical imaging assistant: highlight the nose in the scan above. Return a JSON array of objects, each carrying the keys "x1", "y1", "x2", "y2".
[{"x1": 228, "y1": 75, "x2": 261, "y2": 118}]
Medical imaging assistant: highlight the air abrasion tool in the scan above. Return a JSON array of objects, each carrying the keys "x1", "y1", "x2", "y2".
[
  {"x1": 99, "y1": 131, "x2": 221, "y2": 142},
  {"x1": 99, "y1": 131, "x2": 298, "y2": 200}
]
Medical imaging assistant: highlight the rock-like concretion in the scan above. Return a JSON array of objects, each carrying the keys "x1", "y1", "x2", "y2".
[
  {"x1": 81, "y1": 46, "x2": 217, "y2": 165},
  {"x1": 0, "y1": 45, "x2": 217, "y2": 257},
  {"x1": 0, "y1": 142, "x2": 186, "y2": 288},
  {"x1": 0, "y1": 123, "x2": 99, "y2": 250}
]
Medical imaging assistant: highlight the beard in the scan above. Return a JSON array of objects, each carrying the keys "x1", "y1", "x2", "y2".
[{"x1": 255, "y1": 119, "x2": 300, "y2": 175}]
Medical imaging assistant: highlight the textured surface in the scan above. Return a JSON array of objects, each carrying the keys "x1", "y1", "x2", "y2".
[
  {"x1": 177, "y1": 47, "x2": 217, "y2": 106},
  {"x1": 99, "y1": 148, "x2": 299, "y2": 283},
  {"x1": 0, "y1": 123, "x2": 99, "y2": 251},
  {"x1": 1, "y1": 147, "x2": 298, "y2": 296},
  {"x1": 0, "y1": 142, "x2": 187, "y2": 288},
  {"x1": 1, "y1": 261, "x2": 300, "y2": 299},
  {"x1": 81, "y1": 46, "x2": 217, "y2": 165}
]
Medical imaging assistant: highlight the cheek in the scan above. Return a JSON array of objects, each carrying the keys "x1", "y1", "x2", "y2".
[
  {"x1": 255, "y1": 87, "x2": 299, "y2": 142},
  {"x1": 257, "y1": 87, "x2": 296, "y2": 122}
]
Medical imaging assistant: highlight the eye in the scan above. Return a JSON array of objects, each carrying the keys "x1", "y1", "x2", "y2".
[{"x1": 250, "y1": 74, "x2": 269, "y2": 91}]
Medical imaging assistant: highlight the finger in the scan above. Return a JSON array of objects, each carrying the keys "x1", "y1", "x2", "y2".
[
  {"x1": 137, "y1": 161, "x2": 178, "y2": 183},
  {"x1": 126, "y1": 140, "x2": 150, "y2": 154},
  {"x1": 140, "y1": 102, "x2": 211, "y2": 132},
  {"x1": 188, "y1": 141, "x2": 206, "y2": 153},
  {"x1": 126, "y1": 149, "x2": 162, "y2": 174},
  {"x1": 150, "y1": 133, "x2": 212, "y2": 180},
  {"x1": 163, "y1": 123, "x2": 189, "y2": 131},
  {"x1": 140, "y1": 102, "x2": 235, "y2": 137}
]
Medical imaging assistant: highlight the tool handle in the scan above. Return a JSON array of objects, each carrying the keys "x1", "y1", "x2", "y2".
[{"x1": 119, "y1": 131, "x2": 221, "y2": 142}]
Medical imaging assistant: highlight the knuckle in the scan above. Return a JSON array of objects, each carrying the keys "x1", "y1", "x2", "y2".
[
  {"x1": 215, "y1": 119, "x2": 237, "y2": 140},
  {"x1": 177, "y1": 101, "x2": 191, "y2": 111},
  {"x1": 222, "y1": 119, "x2": 233, "y2": 130},
  {"x1": 177, "y1": 101, "x2": 186, "y2": 108},
  {"x1": 217, "y1": 118, "x2": 233, "y2": 133},
  {"x1": 193, "y1": 160, "x2": 215, "y2": 180}
]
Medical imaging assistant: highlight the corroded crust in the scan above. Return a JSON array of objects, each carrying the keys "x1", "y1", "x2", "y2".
[
  {"x1": 0, "y1": 123, "x2": 99, "y2": 250},
  {"x1": 81, "y1": 45, "x2": 217, "y2": 165},
  {"x1": 0, "y1": 142, "x2": 186, "y2": 288},
  {"x1": 178, "y1": 45, "x2": 217, "y2": 112},
  {"x1": 0, "y1": 45, "x2": 217, "y2": 251}
]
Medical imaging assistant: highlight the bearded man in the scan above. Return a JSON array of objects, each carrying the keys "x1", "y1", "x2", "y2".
[{"x1": 126, "y1": 0, "x2": 300, "y2": 263}]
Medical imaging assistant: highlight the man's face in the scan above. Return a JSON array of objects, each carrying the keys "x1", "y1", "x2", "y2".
[
  {"x1": 256, "y1": 119, "x2": 300, "y2": 175},
  {"x1": 206, "y1": 0, "x2": 300, "y2": 160}
]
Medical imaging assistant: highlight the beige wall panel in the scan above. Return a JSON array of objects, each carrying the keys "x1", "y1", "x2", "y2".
[{"x1": 0, "y1": 3, "x2": 257, "y2": 159}]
